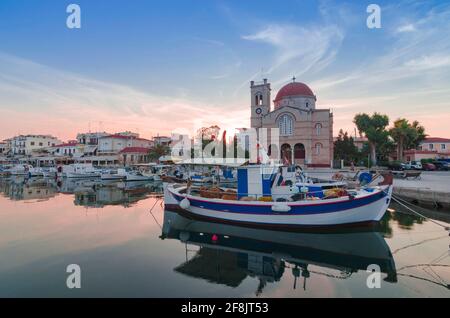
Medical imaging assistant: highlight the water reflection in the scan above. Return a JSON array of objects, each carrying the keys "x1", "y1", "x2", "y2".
[
  {"x1": 0, "y1": 176, "x2": 448, "y2": 297},
  {"x1": 0, "y1": 176, "x2": 162, "y2": 208},
  {"x1": 0, "y1": 177, "x2": 58, "y2": 201},
  {"x1": 161, "y1": 210, "x2": 398, "y2": 295}
]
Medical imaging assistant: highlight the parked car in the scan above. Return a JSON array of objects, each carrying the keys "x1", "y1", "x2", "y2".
[
  {"x1": 403, "y1": 161, "x2": 422, "y2": 170},
  {"x1": 422, "y1": 163, "x2": 437, "y2": 171},
  {"x1": 387, "y1": 162, "x2": 404, "y2": 171},
  {"x1": 432, "y1": 161, "x2": 450, "y2": 171}
]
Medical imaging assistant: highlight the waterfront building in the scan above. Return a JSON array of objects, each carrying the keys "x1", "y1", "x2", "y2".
[
  {"x1": 153, "y1": 136, "x2": 171, "y2": 147},
  {"x1": 250, "y1": 78, "x2": 334, "y2": 167},
  {"x1": 98, "y1": 134, "x2": 152, "y2": 155},
  {"x1": 404, "y1": 137, "x2": 450, "y2": 161},
  {"x1": 419, "y1": 137, "x2": 450, "y2": 154},
  {"x1": 119, "y1": 147, "x2": 150, "y2": 165},
  {"x1": 77, "y1": 132, "x2": 109, "y2": 146},
  {"x1": 9, "y1": 135, "x2": 61, "y2": 156},
  {"x1": 0, "y1": 141, "x2": 9, "y2": 155},
  {"x1": 50, "y1": 141, "x2": 79, "y2": 157}
]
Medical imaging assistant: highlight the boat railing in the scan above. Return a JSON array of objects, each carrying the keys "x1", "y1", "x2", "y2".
[{"x1": 183, "y1": 186, "x2": 355, "y2": 201}]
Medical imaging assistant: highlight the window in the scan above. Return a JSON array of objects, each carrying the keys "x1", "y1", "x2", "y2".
[
  {"x1": 278, "y1": 114, "x2": 294, "y2": 136},
  {"x1": 39, "y1": 142, "x2": 43, "y2": 146},
  {"x1": 255, "y1": 93, "x2": 263, "y2": 106},
  {"x1": 315, "y1": 143, "x2": 322, "y2": 155},
  {"x1": 306, "y1": 102, "x2": 309, "y2": 108},
  {"x1": 429, "y1": 144, "x2": 434, "y2": 150},
  {"x1": 442, "y1": 144, "x2": 446, "y2": 150},
  {"x1": 30, "y1": 142, "x2": 35, "y2": 146},
  {"x1": 315, "y1": 123, "x2": 322, "y2": 136}
]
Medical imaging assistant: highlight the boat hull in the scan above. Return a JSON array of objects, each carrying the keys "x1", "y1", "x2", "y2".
[{"x1": 164, "y1": 184, "x2": 392, "y2": 228}]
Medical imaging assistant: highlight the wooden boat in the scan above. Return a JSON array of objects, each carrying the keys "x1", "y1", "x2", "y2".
[{"x1": 164, "y1": 165, "x2": 393, "y2": 228}]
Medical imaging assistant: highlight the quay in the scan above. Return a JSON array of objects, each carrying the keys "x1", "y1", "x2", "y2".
[{"x1": 306, "y1": 169, "x2": 450, "y2": 210}]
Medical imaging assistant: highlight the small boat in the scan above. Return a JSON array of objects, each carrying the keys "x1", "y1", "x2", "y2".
[
  {"x1": 188, "y1": 172, "x2": 212, "y2": 184},
  {"x1": 100, "y1": 169, "x2": 126, "y2": 181},
  {"x1": 6, "y1": 164, "x2": 33, "y2": 176},
  {"x1": 63, "y1": 164, "x2": 101, "y2": 179},
  {"x1": 42, "y1": 167, "x2": 57, "y2": 178},
  {"x1": 164, "y1": 164, "x2": 393, "y2": 228},
  {"x1": 28, "y1": 167, "x2": 45, "y2": 177},
  {"x1": 117, "y1": 168, "x2": 153, "y2": 182}
]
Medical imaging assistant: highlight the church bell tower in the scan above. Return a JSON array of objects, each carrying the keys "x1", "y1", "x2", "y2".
[{"x1": 250, "y1": 79, "x2": 271, "y2": 129}]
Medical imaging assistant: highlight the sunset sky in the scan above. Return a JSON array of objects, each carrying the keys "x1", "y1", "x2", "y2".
[{"x1": 1, "y1": 0, "x2": 450, "y2": 141}]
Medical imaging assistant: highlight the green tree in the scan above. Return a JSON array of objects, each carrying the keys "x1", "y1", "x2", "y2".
[
  {"x1": 389, "y1": 118, "x2": 426, "y2": 162},
  {"x1": 334, "y1": 129, "x2": 359, "y2": 165},
  {"x1": 148, "y1": 144, "x2": 170, "y2": 162},
  {"x1": 353, "y1": 112, "x2": 390, "y2": 166}
]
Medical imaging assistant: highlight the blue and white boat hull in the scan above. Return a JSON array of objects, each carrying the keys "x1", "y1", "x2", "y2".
[{"x1": 164, "y1": 184, "x2": 393, "y2": 227}]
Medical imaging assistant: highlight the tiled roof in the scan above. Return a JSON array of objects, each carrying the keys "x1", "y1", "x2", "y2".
[{"x1": 423, "y1": 137, "x2": 450, "y2": 143}]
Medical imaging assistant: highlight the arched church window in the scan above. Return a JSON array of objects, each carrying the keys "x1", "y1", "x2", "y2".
[
  {"x1": 315, "y1": 143, "x2": 322, "y2": 155},
  {"x1": 255, "y1": 93, "x2": 263, "y2": 106},
  {"x1": 315, "y1": 123, "x2": 322, "y2": 136},
  {"x1": 306, "y1": 102, "x2": 309, "y2": 108},
  {"x1": 278, "y1": 114, "x2": 294, "y2": 136}
]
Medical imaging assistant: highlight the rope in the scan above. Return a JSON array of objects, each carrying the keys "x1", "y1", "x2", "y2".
[
  {"x1": 391, "y1": 194, "x2": 450, "y2": 230},
  {"x1": 148, "y1": 198, "x2": 162, "y2": 229}
]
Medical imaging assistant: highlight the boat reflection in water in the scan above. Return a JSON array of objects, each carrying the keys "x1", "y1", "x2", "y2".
[
  {"x1": 74, "y1": 181, "x2": 163, "y2": 208},
  {"x1": 0, "y1": 176, "x2": 58, "y2": 201},
  {"x1": 161, "y1": 210, "x2": 397, "y2": 294},
  {"x1": 0, "y1": 176, "x2": 162, "y2": 208}
]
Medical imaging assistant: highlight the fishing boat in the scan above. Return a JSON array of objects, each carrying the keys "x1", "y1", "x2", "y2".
[{"x1": 164, "y1": 164, "x2": 393, "y2": 228}]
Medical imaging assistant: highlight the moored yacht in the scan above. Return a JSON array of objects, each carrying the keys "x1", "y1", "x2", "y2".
[{"x1": 62, "y1": 164, "x2": 102, "y2": 179}]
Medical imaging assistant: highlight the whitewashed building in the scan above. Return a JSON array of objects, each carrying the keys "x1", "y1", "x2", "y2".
[
  {"x1": 9, "y1": 135, "x2": 61, "y2": 156},
  {"x1": 98, "y1": 134, "x2": 152, "y2": 155},
  {"x1": 50, "y1": 141, "x2": 79, "y2": 157}
]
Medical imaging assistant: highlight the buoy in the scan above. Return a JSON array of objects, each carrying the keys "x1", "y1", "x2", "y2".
[
  {"x1": 272, "y1": 203, "x2": 291, "y2": 212},
  {"x1": 212, "y1": 234, "x2": 218, "y2": 243},
  {"x1": 179, "y1": 198, "x2": 190, "y2": 209}
]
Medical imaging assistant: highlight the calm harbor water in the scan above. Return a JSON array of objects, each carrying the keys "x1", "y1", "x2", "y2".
[{"x1": 0, "y1": 176, "x2": 449, "y2": 298}]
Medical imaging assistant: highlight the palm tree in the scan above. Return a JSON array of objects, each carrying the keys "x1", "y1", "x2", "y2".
[
  {"x1": 148, "y1": 144, "x2": 170, "y2": 162},
  {"x1": 389, "y1": 118, "x2": 426, "y2": 162}
]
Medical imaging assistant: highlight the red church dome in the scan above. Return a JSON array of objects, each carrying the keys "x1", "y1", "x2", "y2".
[{"x1": 274, "y1": 82, "x2": 315, "y2": 102}]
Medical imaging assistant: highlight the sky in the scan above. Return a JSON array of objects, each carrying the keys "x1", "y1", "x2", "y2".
[{"x1": 0, "y1": 0, "x2": 450, "y2": 141}]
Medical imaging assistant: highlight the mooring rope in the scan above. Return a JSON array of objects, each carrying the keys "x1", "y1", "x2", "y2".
[{"x1": 391, "y1": 194, "x2": 450, "y2": 231}]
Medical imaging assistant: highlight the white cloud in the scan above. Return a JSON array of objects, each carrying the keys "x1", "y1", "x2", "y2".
[
  {"x1": 404, "y1": 55, "x2": 450, "y2": 70},
  {"x1": 242, "y1": 23, "x2": 344, "y2": 76},
  {"x1": 396, "y1": 23, "x2": 416, "y2": 33}
]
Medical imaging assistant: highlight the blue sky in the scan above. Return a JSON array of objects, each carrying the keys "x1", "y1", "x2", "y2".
[{"x1": 0, "y1": 0, "x2": 449, "y2": 140}]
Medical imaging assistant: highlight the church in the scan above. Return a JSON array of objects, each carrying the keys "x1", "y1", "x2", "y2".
[{"x1": 250, "y1": 78, "x2": 334, "y2": 168}]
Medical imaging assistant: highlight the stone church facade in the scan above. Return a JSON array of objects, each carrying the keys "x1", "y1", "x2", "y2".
[{"x1": 250, "y1": 78, "x2": 333, "y2": 167}]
